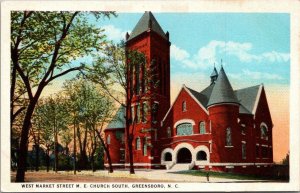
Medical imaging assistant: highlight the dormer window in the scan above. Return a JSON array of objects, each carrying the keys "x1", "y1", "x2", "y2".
[{"x1": 182, "y1": 101, "x2": 187, "y2": 112}]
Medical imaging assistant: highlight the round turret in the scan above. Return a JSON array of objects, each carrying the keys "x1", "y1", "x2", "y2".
[{"x1": 207, "y1": 66, "x2": 240, "y2": 163}]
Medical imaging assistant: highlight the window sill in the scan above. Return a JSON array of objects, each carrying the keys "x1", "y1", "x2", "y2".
[{"x1": 225, "y1": 146, "x2": 234, "y2": 148}]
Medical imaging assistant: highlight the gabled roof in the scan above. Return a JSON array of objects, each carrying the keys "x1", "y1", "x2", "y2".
[
  {"x1": 234, "y1": 84, "x2": 262, "y2": 114},
  {"x1": 164, "y1": 67, "x2": 263, "y2": 116},
  {"x1": 207, "y1": 66, "x2": 239, "y2": 106},
  {"x1": 161, "y1": 85, "x2": 209, "y2": 125},
  {"x1": 106, "y1": 105, "x2": 125, "y2": 130},
  {"x1": 186, "y1": 83, "x2": 214, "y2": 108},
  {"x1": 127, "y1": 11, "x2": 168, "y2": 41}
]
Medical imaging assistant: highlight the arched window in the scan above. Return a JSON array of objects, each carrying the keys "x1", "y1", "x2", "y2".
[
  {"x1": 182, "y1": 101, "x2": 187, "y2": 112},
  {"x1": 199, "y1": 121, "x2": 205, "y2": 134},
  {"x1": 164, "y1": 152, "x2": 172, "y2": 161},
  {"x1": 136, "y1": 137, "x2": 141, "y2": 150},
  {"x1": 167, "y1": 127, "x2": 171, "y2": 138},
  {"x1": 107, "y1": 135, "x2": 111, "y2": 145},
  {"x1": 226, "y1": 128, "x2": 232, "y2": 146},
  {"x1": 177, "y1": 123, "x2": 193, "y2": 136},
  {"x1": 196, "y1": 151, "x2": 207, "y2": 161},
  {"x1": 136, "y1": 104, "x2": 141, "y2": 123},
  {"x1": 143, "y1": 143, "x2": 147, "y2": 156},
  {"x1": 260, "y1": 124, "x2": 268, "y2": 140}
]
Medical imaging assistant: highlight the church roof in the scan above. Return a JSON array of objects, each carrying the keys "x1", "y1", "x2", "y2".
[
  {"x1": 186, "y1": 83, "x2": 214, "y2": 108},
  {"x1": 106, "y1": 105, "x2": 125, "y2": 130},
  {"x1": 207, "y1": 66, "x2": 239, "y2": 107},
  {"x1": 234, "y1": 85, "x2": 261, "y2": 114},
  {"x1": 185, "y1": 68, "x2": 261, "y2": 115},
  {"x1": 127, "y1": 11, "x2": 168, "y2": 41}
]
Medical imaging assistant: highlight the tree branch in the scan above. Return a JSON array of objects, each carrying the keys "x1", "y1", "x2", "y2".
[
  {"x1": 46, "y1": 66, "x2": 83, "y2": 84},
  {"x1": 12, "y1": 107, "x2": 26, "y2": 124}
]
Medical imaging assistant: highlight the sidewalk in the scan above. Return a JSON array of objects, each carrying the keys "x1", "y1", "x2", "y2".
[{"x1": 60, "y1": 169, "x2": 272, "y2": 183}]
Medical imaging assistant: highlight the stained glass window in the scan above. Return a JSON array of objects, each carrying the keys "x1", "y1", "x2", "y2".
[
  {"x1": 120, "y1": 149, "x2": 125, "y2": 161},
  {"x1": 260, "y1": 124, "x2": 268, "y2": 140},
  {"x1": 182, "y1": 101, "x2": 187, "y2": 112},
  {"x1": 242, "y1": 143, "x2": 246, "y2": 159},
  {"x1": 136, "y1": 137, "x2": 141, "y2": 150},
  {"x1": 226, "y1": 128, "x2": 232, "y2": 146},
  {"x1": 143, "y1": 143, "x2": 147, "y2": 156},
  {"x1": 256, "y1": 145, "x2": 260, "y2": 158},
  {"x1": 177, "y1": 123, "x2": 193, "y2": 136},
  {"x1": 262, "y1": 146, "x2": 268, "y2": 158},
  {"x1": 199, "y1": 122, "x2": 205, "y2": 134},
  {"x1": 142, "y1": 102, "x2": 148, "y2": 122},
  {"x1": 137, "y1": 104, "x2": 140, "y2": 123},
  {"x1": 131, "y1": 106, "x2": 135, "y2": 123}
]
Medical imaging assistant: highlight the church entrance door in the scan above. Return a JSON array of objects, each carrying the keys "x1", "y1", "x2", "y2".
[{"x1": 177, "y1": 148, "x2": 192, "y2": 163}]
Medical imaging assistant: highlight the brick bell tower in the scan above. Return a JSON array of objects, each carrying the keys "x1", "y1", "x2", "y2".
[{"x1": 125, "y1": 11, "x2": 170, "y2": 168}]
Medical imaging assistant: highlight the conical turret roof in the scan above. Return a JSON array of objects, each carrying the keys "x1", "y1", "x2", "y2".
[
  {"x1": 207, "y1": 66, "x2": 239, "y2": 107},
  {"x1": 210, "y1": 67, "x2": 218, "y2": 77},
  {"x1": 127, "y1": 11, "x2": 168, "y2": 41}
]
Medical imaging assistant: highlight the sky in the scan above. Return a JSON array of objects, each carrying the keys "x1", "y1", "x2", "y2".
[{"x1": 48, "y1": 12, "x2": 290, "y2": 163}]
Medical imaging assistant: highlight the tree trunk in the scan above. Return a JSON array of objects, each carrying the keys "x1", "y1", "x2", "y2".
[
  {"x1": 97, "y1": 132, "x2": 113, "y2": 173},
  {"x1": 128, "y1": 134, "x2": 134, "y2": 174},
  {"x1": 91, "y1": 156, "x2": 95, "y2": 172},
  {"x1": 54, "y1": 129, "x2": 58, "y2": 172},
  {"x1": 34, "y1": 144, "x2": 39, "y2": 171},
  {"x1": 73, "y1": 119, "x2": 76, "y2": 174},
  {"x1": 46, "y1": 147, "x2": 50, "y2": 172},
  {"x1": 15, "y1": 100, "x2": 38, "y2": 182},
  {"x1": 125, "y1": 102, "x2": 135, "y2": 174}
]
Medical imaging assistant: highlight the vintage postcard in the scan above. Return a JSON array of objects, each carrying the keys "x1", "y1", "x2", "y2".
[{"x1": 1, "y1": 0, "x2": 300, "y2": 192}]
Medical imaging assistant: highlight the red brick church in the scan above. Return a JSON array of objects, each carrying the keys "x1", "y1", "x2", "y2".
[{"x1": 104, "y1": 11, "x2": 273, "y2": 174}]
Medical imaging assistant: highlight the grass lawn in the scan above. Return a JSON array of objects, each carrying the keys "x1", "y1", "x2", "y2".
[{"x1": 174, "y1": 170, "x2": 287, "y2": 181}]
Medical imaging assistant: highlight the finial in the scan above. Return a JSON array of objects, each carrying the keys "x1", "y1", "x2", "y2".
[
  {"x1": 166, "y1": 31, "x2": 169, "y2": 40},
  {"x1": 125, "y1": 32, "x2": 130, "y2": 41},
  {"x1": 221, "y1": 59, "x2": 223, "y2": 68},
  {"x1": 214, "y1": 62, "x2": 215, "y2": 68}
]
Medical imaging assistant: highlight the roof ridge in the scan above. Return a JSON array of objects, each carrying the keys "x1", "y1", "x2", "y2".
[{"x1": 234, "y1": 84, "x2": 262, "y2": 92}]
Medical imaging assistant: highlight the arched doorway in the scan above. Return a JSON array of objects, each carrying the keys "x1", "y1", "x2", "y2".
[{"x1": 177, "y1": 148, "x2": 192, "y2": 163}]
